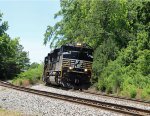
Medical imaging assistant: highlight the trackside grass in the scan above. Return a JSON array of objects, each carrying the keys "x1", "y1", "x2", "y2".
[{"x1": 0, "y1": 108, "x2": 21, "y2": 116}]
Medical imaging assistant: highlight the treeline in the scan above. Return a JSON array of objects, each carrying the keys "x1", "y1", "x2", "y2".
[
  {"x1": 0, "y1": 12, "x2": 30, "y2": 80},
  {"x1": 44, "y1": 0, "x2": 150, "y2": 99}
]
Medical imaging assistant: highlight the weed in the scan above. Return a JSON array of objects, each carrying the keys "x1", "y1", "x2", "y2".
[{"x1": 130, "y1": 89, "x2": 137, "y2": 98}]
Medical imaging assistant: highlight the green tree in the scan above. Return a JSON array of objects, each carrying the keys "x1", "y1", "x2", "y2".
[
  {"x1": 0, "y1": 13, "x2": 8, "y2": 36},
  {"x1": 0, "y1": 12, "x2": 30, "y2": 80},
  {"x1": 30, "y1": 62, "x2": 39, "y2": 69},
  {"x1": 97, "y1": 1, "x2": 150, "y2": 98}
]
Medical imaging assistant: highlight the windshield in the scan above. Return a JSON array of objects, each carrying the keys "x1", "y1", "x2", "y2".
[{"x1": 63, "y1": 51, "x2": 93, "y2": 61}]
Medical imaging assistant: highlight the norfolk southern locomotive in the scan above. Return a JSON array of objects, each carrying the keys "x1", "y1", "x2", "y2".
[{"x1": 42, "y1": 43, "x2": 93, "y2": 89}]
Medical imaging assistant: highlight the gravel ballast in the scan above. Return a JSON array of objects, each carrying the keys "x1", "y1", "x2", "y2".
[
  {"x1": 31, "y1": 84, "x2": 150, "y2": 111},
  {"x1": 0, "y1": 86, "x2": 121, "y2": 116}
]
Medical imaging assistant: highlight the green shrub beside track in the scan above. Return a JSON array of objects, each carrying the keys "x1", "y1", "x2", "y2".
[{"x1": 12, "y1": 64, "x2": 43, "y2": 86}]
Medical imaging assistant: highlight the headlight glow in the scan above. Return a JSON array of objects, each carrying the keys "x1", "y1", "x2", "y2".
[
  {"x1": 69, "y1": 67, "x2": 73, "y2": 70},
  {"x1": 84, "y1": 69, "x2": 88, "y2": 72},
  {"x1": 77, "y1": 43, "x2": 82, "y2": 46}
]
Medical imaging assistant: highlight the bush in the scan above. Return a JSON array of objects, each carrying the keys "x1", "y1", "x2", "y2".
[
  {"x1": 19, "y1": 79, "x2": 23, "y2": 86},
  {"x1": 106, "y1": 85, "x2": 113, "y2": 94},
  {"x1": 130, "y1": 88, "x2": 137, "y2": 98},
  {"x1": 28, "y1": 77, "x2": 34, "y2": 85},
  {"x1": 92, "y1": 39, "x2": 119, "y2": 83},
  {"x1": 12, "y1": 64, "x2": 43, "y2": 86},
  {"x1": 97, "y1": 80, "x2": 106, "y2": 92},
  {"x1": 141, "y1": 89, "x2": 148, "y2": 99}
]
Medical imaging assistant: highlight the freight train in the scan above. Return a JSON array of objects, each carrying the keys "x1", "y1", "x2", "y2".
[{"x1": 42, "y1": 43, "x2": 93, "y2": 89}]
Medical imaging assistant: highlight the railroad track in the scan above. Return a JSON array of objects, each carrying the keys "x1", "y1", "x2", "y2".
[
  {"x1": 82, "y1": 89, "x2": 150, "y2": 104},
  {"x1": 46, "y1": 84, "x2": 150, "y2": 105},
  {"x1": 0, "y1": 81, "x2": 150, "y2": 116}
]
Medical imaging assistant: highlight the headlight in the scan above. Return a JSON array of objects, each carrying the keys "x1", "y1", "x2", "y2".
[
  {"x1": 69, "y1": 67, "x2": 73, "y2": 70},
  {"x1": 77, "y1": 43, "x2": 82, "y2": 46},
  {"x1": 84, "y1": 69, "x2": 88, "y2": 72}
]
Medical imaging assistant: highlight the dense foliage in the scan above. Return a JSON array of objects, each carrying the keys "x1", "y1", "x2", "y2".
[
  {"x1": 44, "y1": 0, "x2": 150, "y2": 99},
  {"x1": 12, "y1": 63, "x2": 43, "y2": 86},
  {"x1": 0, "y1": 12, "x2": 30, "y2": 80}
]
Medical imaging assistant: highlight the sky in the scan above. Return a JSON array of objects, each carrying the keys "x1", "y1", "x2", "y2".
[{"x1": 0, "y1": 0, "x2": 60, "y2": 63}]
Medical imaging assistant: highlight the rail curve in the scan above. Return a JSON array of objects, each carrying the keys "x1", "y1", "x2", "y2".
[{"x1": 0, "y1": 81, "x2": 150, "y2": 116}]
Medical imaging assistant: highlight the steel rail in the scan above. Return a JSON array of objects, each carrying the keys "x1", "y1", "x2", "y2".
[
  {"x1": 0, "y1": 81, "x2": 150, "y2": 116},
  {"x1": 45, "y1": 84, "x2": 150, "y2": 106},
  {"x1": 45, "y1": 84, "x2": 150, "y2": 104},
  {"x1": 81, "y1": 90, "x2": 150, "y2": 104}
]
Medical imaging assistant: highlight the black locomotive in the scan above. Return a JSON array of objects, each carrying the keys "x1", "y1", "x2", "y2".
[{"x1": 42, "y1": 43, "x2": 93, "y2": 89}]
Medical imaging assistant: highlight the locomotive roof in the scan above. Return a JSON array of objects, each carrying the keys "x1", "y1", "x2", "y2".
[
  {"x1": 47, "y1": 43, "x2": 93, "y2": 56},
  {"x1": 61, "y1": 43, "x2": 92, "y2": 49}
]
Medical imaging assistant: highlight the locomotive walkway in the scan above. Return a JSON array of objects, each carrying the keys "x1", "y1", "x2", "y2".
[{"x1": 0, "y1": 81, "x2": 150, "y2": 116}]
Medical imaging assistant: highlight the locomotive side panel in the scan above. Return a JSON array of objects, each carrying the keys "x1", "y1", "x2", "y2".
[{"x1": 55, "y1": 55, "x2": 62, "y2": 71}]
